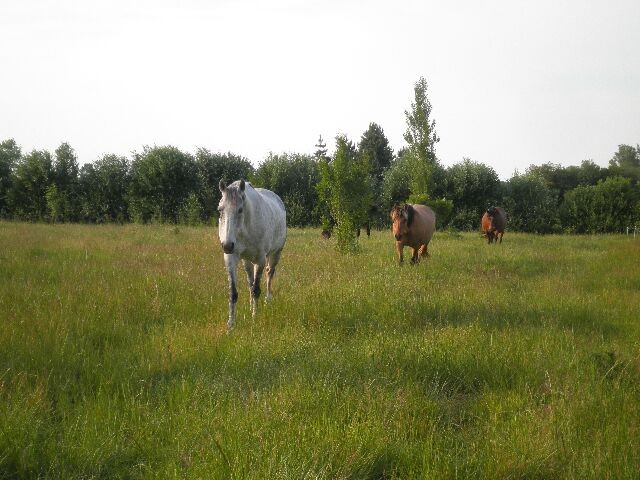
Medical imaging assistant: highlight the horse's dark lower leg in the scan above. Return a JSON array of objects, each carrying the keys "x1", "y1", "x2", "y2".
[
  {"x1": 356, "y1": 228, "x2": 361, "y2": 237},
  {"x1": 266, "y1": 249, "x2": 283, "y2": 301},
  {"x1": 366, "y1": 224, "x2": 371, "y2": 237},
  {"x1": 252, "y1": 276, "x2": 261, "y2": 299},
  {"x1": 225, "y1": 255, "x2": 239, "y2": 330},
  {"x1": 243, "y1": 260, "x2": 254, "y2": 292},
  {"x1": 251, "y1": 262, "x2": 265, "y2": 317},
  {"x1": 228, "y1": 276, "x2": 238, "y2": 329}
]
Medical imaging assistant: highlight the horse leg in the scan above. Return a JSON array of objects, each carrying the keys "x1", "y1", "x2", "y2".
[
  {"x1": 356, "y1": 227, "x2": 361, "y2": 238},
  {"x1": 499, "y1": 232, "x2": 504, "y2": 244},
  {"x1": 366, "y1": 224, "x2": 371, "y2": 237},
  {"x1": 251, "y1": 258, "x2": 265, "y2": 318},
  {"x1": 410, "y1": 247, "x2": 419, "y2": 265},
  {"x1": 396, "y1": 242, "x2": 404, "y2": 265},
  {"x1": 224, "y1": 254, "x2": 239, "y2": 330},
  {"x1": 265, "y1": 248, "x2": 282, "y2": 302},
  {"x1": 243, "y1": 259, "x2": 254, "y2": 306},
  {"x1": 419, "y1": 243, "x2": 430, "y2": 258}
]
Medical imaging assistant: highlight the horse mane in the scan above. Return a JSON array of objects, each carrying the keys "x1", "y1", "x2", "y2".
[
  {"x1": 405, "y1": 204, "x2": 415, "y2": 227},
  {"x1": 390, "y1": 204, "x2": 415, "y2": 226},
  {"x1": 223, "y1": 180, "x2": 251, "y2": 204}
]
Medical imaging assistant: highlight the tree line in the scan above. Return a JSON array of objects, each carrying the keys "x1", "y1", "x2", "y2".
[{"x1": 1, "y1": 78, "x2": 639, "y2": 244}]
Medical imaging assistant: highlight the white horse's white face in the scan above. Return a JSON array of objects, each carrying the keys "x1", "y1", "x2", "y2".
[{"x1": 218, "y1": 179, "x2": 246, "y2": 254}]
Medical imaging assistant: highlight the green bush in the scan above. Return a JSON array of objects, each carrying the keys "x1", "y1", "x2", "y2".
[{"x1": 561, "y1": 176, "x2": 639, "y2": 233}]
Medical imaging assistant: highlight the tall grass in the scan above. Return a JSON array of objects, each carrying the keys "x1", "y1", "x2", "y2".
[{"x1": 1, "y1": 222, "x2": 639, "y2": 479}]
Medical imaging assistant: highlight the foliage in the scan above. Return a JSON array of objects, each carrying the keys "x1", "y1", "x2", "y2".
[
  {"x1": 194, "y1": 148, "x2": 254, "y2": 221},
  {"x1": 357, "y1": 123, "x2": 394, "y2": 227},
  {"x1": 78, "y1": 154, "x2": 130, "y2": 223},
  {"x1": 317, "y1": 136, "x2": 372, "y2": 252},
  {"x1": 381, "y1": 153, "x2": 412, "y2": 212},
  {"x1": 179, "y1": 192, "x2": 204, "y2": 226},
  {"x1": 9, "y1": 149, "x2": 52, "y2": 221},
  {"x1": 407, "y1": 193, "x2": 429, "y2": 205},
  {"x1": 51, "y1": 143, "x2": 80, "y2": 221},
  {"x1": 403, "y1": 77, "x2": 440, "y2": 197},
  {"x1": 407, "y1": 193, "x2": 454, "y2": 229},
  {"x1": 576, "y1": 160, "x2": 609, "y2": 186},
  {"x1": 45, "y1": 184, "x2": 65, "y2": 223},
  {"x1": 445, "y1": 158, "x2": 500, "y2": 227},
  {"x1": 128, "y1": 146, "x2": 198, "y2": 223},
  {"x1": 561, "y1": 176, "x2": 639, "y2": 233},
  {"x1": 609, "y1": 144, "x2": 639, "y2": 168},
  {"x1": 608, "y1": 144, "x2": 640, "y2": 183},
  {"x1": 1, "y1": 135, "x2": 638, "y2": 233},
  {"x1": 358, "y1": 123, "x2": 393, "y2": 198},
  {"x1": 425, "y1": 198, "x2": 454, "y2": 228},
  {"x1": 527, "y1": 160, "x2": 609, "y2": 203},
  {"x1": 501, "y1": 172, "x2": 560, "y2": 233},
  {"x1": 449, "y1": 207, "x2": 484, "y2": 231},
  {"x1": 0, "y1": 139, "x2": 21, "y2": 217},
  {"x1": 313, "y1": 135, "x2": 328, "y2": 161},
  {"x1": 252, "y1": 153, "x2": 320, "y2": 227}
]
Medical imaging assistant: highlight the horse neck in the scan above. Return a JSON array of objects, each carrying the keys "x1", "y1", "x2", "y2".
[{"x1": 238, "y1": 188, "x2": 261, "y2": 237}]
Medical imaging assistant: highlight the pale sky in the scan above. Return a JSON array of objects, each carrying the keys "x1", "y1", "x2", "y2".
[{"x1": 1, "y1": 0, "x2": 639, "y2": 179}]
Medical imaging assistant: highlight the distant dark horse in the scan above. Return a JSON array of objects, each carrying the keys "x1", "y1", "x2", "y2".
[
  {"x1": 321, "y1": 204, "x2": 378, "y2": 239},
  {"x1": 481, "y1": 206, "x2": 506, "y2": 244}
]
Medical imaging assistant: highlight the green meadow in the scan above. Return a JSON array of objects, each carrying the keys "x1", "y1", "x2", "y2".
[{"x1": 1, "y1": 222, "x2": 639, "y2": 479}]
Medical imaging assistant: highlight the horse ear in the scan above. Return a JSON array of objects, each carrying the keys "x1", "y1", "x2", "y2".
[
  {"x1": 239, "y1": 179, "x2": 245, "y2": 192},
  {"x1": 219, "y1": 179, "x2": 226, "y2": 193}
]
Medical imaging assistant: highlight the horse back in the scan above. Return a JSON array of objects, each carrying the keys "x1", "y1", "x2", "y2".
[
  {"x1": 493, "y1": 207, "x2": 507, "y2": 232},
  {"x1": 249, "y1": 187, "x2": 287, "y2": 251},
  {"x1": 410, "y1": 204, "x2": 436, "y2": 243}
]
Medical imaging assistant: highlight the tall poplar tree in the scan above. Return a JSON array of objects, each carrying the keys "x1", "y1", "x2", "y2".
[{"x1": 404, "y1": 77, "x2": 440, "y2": 200}]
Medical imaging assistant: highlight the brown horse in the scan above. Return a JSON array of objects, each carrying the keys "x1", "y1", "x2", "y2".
[
  {"x1": 390, "y1": 204, "x2": 436, "y2": 264},
  {"x1": 481, "y1": 206, "x2": 506, "y2": 244}
]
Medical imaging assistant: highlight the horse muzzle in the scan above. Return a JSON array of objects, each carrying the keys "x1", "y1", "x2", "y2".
[{"x1": 221, "y1": 241, "x2": 235, "y2": 254}]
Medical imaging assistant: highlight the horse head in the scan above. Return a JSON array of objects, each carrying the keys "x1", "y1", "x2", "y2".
[
  {"x1": 218, "y1": 179, "x2": 246, "y2": 254},
  {"x1": 391, "y1": 204, "x2": 414, "y2": 241}
]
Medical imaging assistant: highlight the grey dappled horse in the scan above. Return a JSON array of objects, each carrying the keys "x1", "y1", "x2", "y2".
[{"x1": 218, "y1": 179, "x2": 287, "y2": 330}]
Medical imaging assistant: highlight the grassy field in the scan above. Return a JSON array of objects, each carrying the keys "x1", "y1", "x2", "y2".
[{"x1": 1, "y1": 222, "x2": 639, "y2": 479}]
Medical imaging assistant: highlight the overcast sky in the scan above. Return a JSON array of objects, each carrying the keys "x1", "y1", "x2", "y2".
[{"x1": 1, "y1": 0, "x2": 639, "y2": 179}]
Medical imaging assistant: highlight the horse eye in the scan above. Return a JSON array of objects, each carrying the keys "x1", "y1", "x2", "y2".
[{"x1": 238, "y1": 208, "x2": 243, "y2": 214}]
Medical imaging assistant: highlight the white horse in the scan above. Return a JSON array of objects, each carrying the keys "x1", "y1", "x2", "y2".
[{"x1": 218, "y1": 179, "x2": 287, "y2": 329}]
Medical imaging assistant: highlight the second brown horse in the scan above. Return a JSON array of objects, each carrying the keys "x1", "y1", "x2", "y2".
[
  {"x1": 481, "y1": 206, "x2": 506, "y2": 244},
  {"x1": 391, "y1": 204, "x2": 436, "y2": 264}
]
